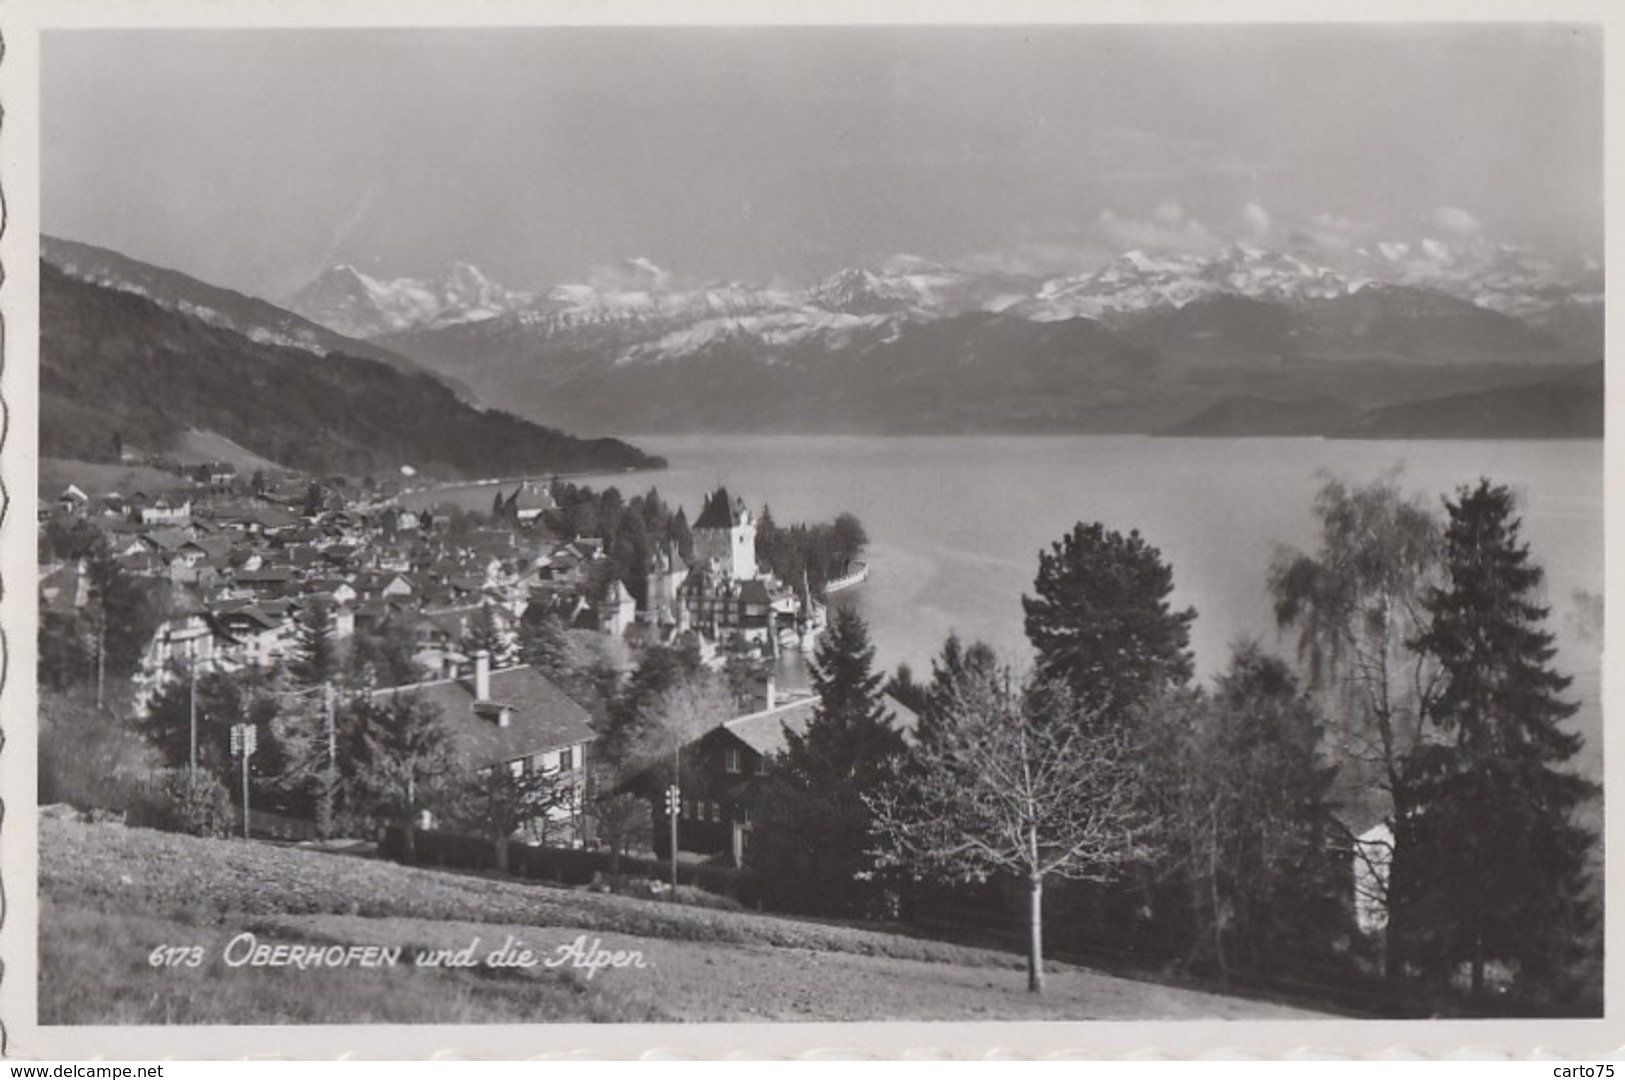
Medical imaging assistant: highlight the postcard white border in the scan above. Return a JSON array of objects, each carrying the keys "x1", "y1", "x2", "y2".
[{"x1": 2, "y1": 0, "x2": 1619, "y2": 1060}]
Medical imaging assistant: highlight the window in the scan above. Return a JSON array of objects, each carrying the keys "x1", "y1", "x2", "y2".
[
  {"x1": 742, "y1": 806, "x2": 754, "y2": 827},
  {"x1": 509, "y1": 760, "x2": 525, "y2": 779},
  {"x1": 684, "y1": 799, "x2": 695, "y2": 820},
  {"x1": 559, "y1": 747, "x2": 573, "y2": 770},
  {"x1": 724, "y1": 748, "x2": 741, "y2": 774},
  {"x1": 709, "y1": 802, "x2": 721, "y2": 823}
]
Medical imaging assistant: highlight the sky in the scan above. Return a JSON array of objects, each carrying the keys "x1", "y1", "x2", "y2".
[{"x1": 43, "y1": 23, "x2": 1603, "y2": 301}]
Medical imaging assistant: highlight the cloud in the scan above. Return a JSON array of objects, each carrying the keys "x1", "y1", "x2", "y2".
[
  {"x1": 1152, "y1": 201, "x2": 1188, "y2": 227},
  {"x1": 1096, "y1": 203, "x2": 1220, "y2": 253},
  {"x1": 958, "y1": 240, "x2": 1109, "y2": 278},
  {"x1": 588, "y1": 256, "x2": 673, "y2": 293},
  {"x1": 1289, "y1": 211, "x2": 1371, "y2": 252},
  {"x1": 1242, "y1": 202, "x2": 1272, "y2": 241},
  {"x1": 1429, "y1": 206, "x2": 1482, "y2": 237}
]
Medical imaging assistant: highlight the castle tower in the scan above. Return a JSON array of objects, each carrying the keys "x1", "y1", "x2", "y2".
[{"x1": 691, "y1": 486, "x2": 757, "y2": 581}]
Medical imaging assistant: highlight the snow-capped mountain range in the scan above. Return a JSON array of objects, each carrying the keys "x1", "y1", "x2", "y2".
[
  {"x1": 287, "y1": 261, "x2": 535, "y2": 340},
  {"x1": 287, "y1": 236, "x2": 1600, "y2": 361},
  {"x1": 40, "y1": 233, "x2": 1603, "y2": 442}
]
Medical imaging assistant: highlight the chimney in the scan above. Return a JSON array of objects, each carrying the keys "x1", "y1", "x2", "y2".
[
  {"x1": 473, "y1": 649, "x2": 491, "y2": 701},
  {"x1": 764, "y1": 674, "x2": 776, "y2": 711}
]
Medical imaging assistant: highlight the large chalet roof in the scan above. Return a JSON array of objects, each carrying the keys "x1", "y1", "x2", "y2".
[
  {"x1": 722, "y1": 696, "x2": 817, "y2": 758},
  {"x1": 735, "y1": 578, "x2": 773, "y2": 605},
  {"x1": 693, "y1": 487, "x2": 748, "y2": 531},
  {"x1": 720, "y1": 691, "x2": 922, "y2": 759},
  {"x1": 374, "y1": 665, "x2": 597, "y2": 770},
  {"x1": 506, "y1": 483, "x2": 554, "y2": 513}
]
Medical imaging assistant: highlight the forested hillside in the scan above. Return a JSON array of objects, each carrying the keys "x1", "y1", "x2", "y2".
[{"x1": 40, "y1": 261, "x2": 661, "y2": 479}]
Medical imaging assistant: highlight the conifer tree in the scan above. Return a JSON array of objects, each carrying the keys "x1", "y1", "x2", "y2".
[
  {"x1": 290, "y1": 597, "x2": 339, "y2": 687},
  {"x1": 1406, "y1": 480, "x2": 1597, "y2": 1000},
  {"x1": 464, "y1": 603, "x2": 513, "y2": 667},
  {"x1": 1022, "y1": 522, "x2": 1195, "y2": 718},
  {"x1": 750, "y1": 608, "x2": 907, "y2": 916},
  {"x1": 518, "y1": 612, "x2": 571, "y2": 682}
]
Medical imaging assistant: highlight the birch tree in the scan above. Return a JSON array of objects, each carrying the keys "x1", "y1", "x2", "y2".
[{"x1": 1267, "y1": 470, "x2": 1442, "y2": 972}]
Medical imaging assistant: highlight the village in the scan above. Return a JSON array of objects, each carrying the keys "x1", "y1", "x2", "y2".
[{"x1": 38, "y1": 460, "x2": 879, "y2": 866}]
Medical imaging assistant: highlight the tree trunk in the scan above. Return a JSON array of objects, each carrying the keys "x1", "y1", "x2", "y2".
[
  {"x1": 1383, "y1": 808, "x2": 1411, "y2": 981},
  {"x1": 1209, "y1": 810, "x2": 1228, "y2": 981},
  {"x1": 1471, "y1": 930, "x2": 1485, "y2": 997},
  {"x1": 1027, "y1": 873, "x2": 1045, "y2": 994},
  {"x1": 400, "y1": 813, "x2": 417, "y2": 864},
  {"x1": 494, "y1": 834, "x2": 510, "y2": 875}
]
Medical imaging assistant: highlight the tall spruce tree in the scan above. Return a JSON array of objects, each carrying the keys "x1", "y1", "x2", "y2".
[
  {"x1": 464, "y1": 603, "x2": 513, "y2": 667},
  {"x1": 290, "y1": 597, "x2": 339, "y2": 687},
  {"x1": 1406, "y1": 480, "x2": 1597, "y2": 1001},
  {"x1": 750, "y1": 607, "x2": 907, "y2": 916},
  {"x1": 1022, "y1": 522, "x2": 1195, "y2": 718}
]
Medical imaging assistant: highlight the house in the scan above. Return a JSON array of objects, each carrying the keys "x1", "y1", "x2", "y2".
[
  {"x1": 132, "y1": 608, "x2": 223, "y2": 714},
  {"x1": 639, "y1": 542, "x2": 689, "y2": 628},
  {"x1": 495, "y1": 481, "x2": 555, "y2": 524},
  {"x1": 374, "y1": 652, "x2": 596, "y2": 844},
  {"x1": 39, "y1": 560, "x2": 90, "y2": 614},
  {"x1": 1351, "y1": 819, "x2": 1394, "y2": 936},
  {"x1": 56, "y1": 484, "x2": 90, "y2": 515},
  {"x1": 206, "y1": 601, "x2": 294, "y2": 671},
  {"x1": 647, "y1": 686, "x2": 921, "y2": 865},
  {"x1": 232, "y1": 565, "x2": 297, "y2": 597},
  {"x1": 138, "y1": 495, "x2": 193, "y2": 526},
  {"x1": 676, "y1": 564, "x2": 789, "y2": 646},
  {"x1": 192, "y1": 461, "x2": 238, "y2": 488},
  {"x1": 594, "y1": 578, "x2": 638, "y2": 637}
]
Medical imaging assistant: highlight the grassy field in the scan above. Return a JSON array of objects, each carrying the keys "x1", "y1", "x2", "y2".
[
  {"x1": 169, "y1": 428, "x2": 284, "y2": 472},
  {"x1": 39, "y1": 458, "x2": 194, "y2": 501},
  {"x1": 39, "y1": 818, "x2": 1323, "y2": 1024}
]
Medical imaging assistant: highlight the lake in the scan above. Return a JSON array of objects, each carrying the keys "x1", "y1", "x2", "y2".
[{"x1": 418, "y1": 435, "x2": 1605, "y2": 775}]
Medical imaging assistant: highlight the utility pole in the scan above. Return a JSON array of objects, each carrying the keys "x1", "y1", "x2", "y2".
[
  {"x1": 325, "y1": 681, "x2": 337, "y2": 765},
  {"x1": 188, "y1": 650, "x2": 199, "y2": 782},
  {"x1": 319, "y1": 681, "x2": 337, "y2": 840},
  {"x1": 95, "y1": 617, "x2": 106, "y2": 711},
  {"x1": 231, "y1": 722, "x2": 257, "y2": 840},
  {"x1": 665, "y1": 782, "x2": 681, "y2": 892},
  {"x1": 668, "y1": 742, "x2": 681, "y2": 891}
]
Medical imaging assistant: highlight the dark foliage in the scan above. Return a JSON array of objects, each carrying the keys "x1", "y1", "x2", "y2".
[
  {"x1": 40, "y1": 261, "x2": 660, "y2": 478},
  {"x1": 749, "y1": 609, "x2": 907, "y2": 917},
  {"x1": 1403, "y1": 480, "x2": 1598, "y2": 1003},
  {"x1": 1157, "y1": 645, "x2": 1349, "y2": 979},
  {"x1": 289, "y1": 598, "x2": 340, "y2": 687},
  {"x1": 755, "y1": 506, "x2": 868, "y2": 598},
  {"x1": 1022, "y1": 521, "x2": 1196, "y2": 717}
]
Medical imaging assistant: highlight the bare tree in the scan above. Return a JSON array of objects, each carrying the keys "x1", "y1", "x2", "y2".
[
  {"x1": 450, "y1": 763, "x2": 573, "y2": 872},
  {"x1": 868, "y1": 663, "x2": 1150, "y2": 993},
  {"x1": 589, "y1": 784, "x2": 654, "y2": 871},
  {"x1": 626, "y1": 674, "x2": 733, "y2": 789}
]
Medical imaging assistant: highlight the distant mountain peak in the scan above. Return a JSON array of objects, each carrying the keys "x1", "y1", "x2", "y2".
[{"x1": 288, "y1": 260, "x2": 531, "y2": 338}]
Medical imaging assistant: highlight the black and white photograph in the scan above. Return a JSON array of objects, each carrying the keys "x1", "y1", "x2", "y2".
[{"x1": 2, "y1": 2, "x2": 1614, "y2": 1058}]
